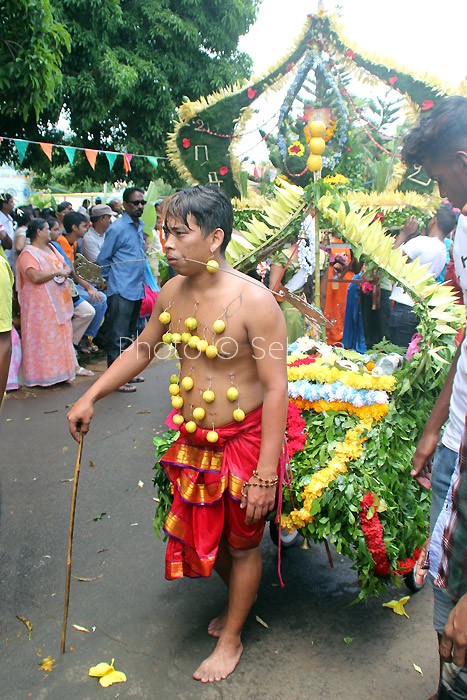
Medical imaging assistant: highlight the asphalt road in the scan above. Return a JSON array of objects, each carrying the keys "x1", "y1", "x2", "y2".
[{"x1": 0, "y1": 357, "x2": 439, "y2": 700}]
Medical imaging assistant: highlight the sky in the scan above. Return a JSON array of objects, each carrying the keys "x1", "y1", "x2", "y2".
[
  {"x1": 239, "y1": 0, "x2": 466, "y2": 87},
  {"x1": 235, "y1": 0, "x2": 465, "y2": 163}
]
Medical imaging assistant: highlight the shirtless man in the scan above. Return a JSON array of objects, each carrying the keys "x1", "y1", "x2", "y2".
[{"x1": 68, "y1": 185, "x2": 288, "y2": 683}]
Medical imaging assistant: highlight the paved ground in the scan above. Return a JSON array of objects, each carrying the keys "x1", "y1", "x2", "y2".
[{"x1": 0, "y1": 358, "x2": 440, "y2": 700}]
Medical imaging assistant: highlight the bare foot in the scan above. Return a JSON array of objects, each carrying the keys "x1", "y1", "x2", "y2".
[
  {"x1": 208, "y1": 608, "x2": 228, "y2": 638},
  {"x1": 193, "y1": 637, "x2": 243, "y2": 682}
]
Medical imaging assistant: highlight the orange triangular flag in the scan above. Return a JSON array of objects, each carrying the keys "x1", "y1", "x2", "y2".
[
  {"x1": 39, "y1": 142, "x2": 53, "y2": 161},
  {"x1": 84, "y1": 148, "x2": 99, "y2": 170},
  {"x1": 123, "y1": 153, "x2": 133, "y2": 174}
]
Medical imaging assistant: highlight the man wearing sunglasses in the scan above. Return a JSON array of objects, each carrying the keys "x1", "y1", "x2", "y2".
[{"x1": 97, "y1": 187, "x2": 147, "y2": 392}]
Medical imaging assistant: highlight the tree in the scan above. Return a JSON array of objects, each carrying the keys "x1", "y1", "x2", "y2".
[
  {"x1": 2, "y1": 0, "x2": 259, "y2": 187},
  {"x1": 0, "y1": 0, "x2": 70, "y2": 120}
]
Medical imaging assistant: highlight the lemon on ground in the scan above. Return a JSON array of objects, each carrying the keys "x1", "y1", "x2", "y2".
[
  {"x1": 169, "y1": 373, "x2": 179, "y2": 384},
  {"x1": 181, "y1": 332, "x2": 192, "y2": 344},
  {"x1": 171, "y1": 395, "x2": 184, "y2": 409},
  {"x1": 162, "y1": 332, "x2": 173, "y2": 343},
  {"x1": 181, "y1": 376, "x2": 194, "y2": 391},
  {"x1": 169, "y1": 383, "x2": 180, "y2": 396},
  {"x1": 192, "y1": 406, "x2": 206, "y2": 421},
  {"x1": 185, "y1": 421, "x2": 197, "y2": 433},
  {"x1": 226, "y1": 386, "x2": 239, "y2": 402},
  {"x1": 172, "y1": 413, "x2": 184, "y2": 426},
  {"x1": 307, "y1": 154, "x2": 322, "y2": 172},
  {"x1": 184, "y1": 317, "x2": 198, "y2": 330},
  {"x1": 212, "y1": 319, "x2": 226, "y2": 334},
  {"x1": 158, "y1": 311, "x2": 171, "y2": 324},
  {"x1": 233, "y1": 408, "x2": 245, "y2": 422},
  {"x1": 206, "y1": 430, "x2": 219, "y2": 443},
  {"x1": 309, "y1": 137, "x2": 325, "y2": 155},
  {"x1": 205, "y1": 345, "x2": 218, "y2": 359},
  {"x1": 308, "y1": 120, "x2": 326, "y2": 137},
  {"x1": 203, "y1": 389, "x2": 215, "y2": 403}
]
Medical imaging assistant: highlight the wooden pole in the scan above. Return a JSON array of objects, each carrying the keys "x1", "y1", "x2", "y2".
[{"x1": 60, "y1": 434, "x2": 84, "y2": 654}]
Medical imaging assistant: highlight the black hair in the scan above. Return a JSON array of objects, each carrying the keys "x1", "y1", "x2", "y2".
[
  {"x1": 27, "y1": 218, "x2": 47, "y2": 242},
  {"x1": 436, "y1": 203, "x2": 458, "y2": 235},
  {"x1": 163, "y1": 185, "x2": 233, "y2": 253},
  {"x1": 63, "y1": 211, "x2": 88, "y2": 233},
  {"x1": 41, "y1": 206, "x2": 55, "y2": 218},
  {"x1": 122, "y1": 186, "x2": 144, "y2": 203},
  {"x1": 57, "y1": 201, "x2": 72, "y2": 213},
  {"x1": 46, "y1": 216, "x2": 59, "y2": 229},
  {"x1": 401, "y1": 96, "x2": 467, "y2": 167},
  {"x1": 14, "y1": 205, "x2": 34, "y2": 227},
  {"x1": 0, "y1": 192, "x2": 13, "y2": 204}
]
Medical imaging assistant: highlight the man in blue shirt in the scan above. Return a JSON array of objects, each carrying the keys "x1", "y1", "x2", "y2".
[{"x1": 97, "y1": 187, "x2": 147, "y2": 392}]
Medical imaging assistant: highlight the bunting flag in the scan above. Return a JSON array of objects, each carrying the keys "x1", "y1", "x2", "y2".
[
  {"x1": 84, "y1": 148, "x2": 99, "y2": 170},
  {"x1": 63, "y1": 146, "x2": 76, "y2": 164},
  {"x1": 105, "y1": 152, "x2": 118, "y2": 171},
  {"x1": 14, "y1": 139, "x2": 29, "y2": 163},
  {"x1": 39, "y1": 142, "x2": 53, "y2": 161},
  {"x1": 123, "y1": 153, "x2": 133, "y2": 174},
  {"x1": 146, "y1": 156, "x2": 158, "y2": 170}
]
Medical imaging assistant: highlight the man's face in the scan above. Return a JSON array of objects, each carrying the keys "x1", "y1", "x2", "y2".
[
  {"x1": 424, "y1": 153, "x2": 467, "y2": 210},
  {"x1": 124, "y1": 193, "x2": 146, "y2": 220},
  {"x1": 163, "y1": 213, "x2": 212, "y2": 275},
  {"x1": 4, "y1": 197, "x2": 14, "y2": 215},
  {"x1": 97, "y1": 214, "x2": 112, "y2": 233},
  {"x1": 110, "y1": 200, "x2": 122, "y2": 215},
  {"x1": 76, "y1": 221, "x2": 89, "y2": 238}
]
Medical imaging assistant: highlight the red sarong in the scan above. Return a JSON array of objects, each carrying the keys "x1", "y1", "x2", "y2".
[{"x1": 161, "y1": 405, "x2": 268, "y2": 580}]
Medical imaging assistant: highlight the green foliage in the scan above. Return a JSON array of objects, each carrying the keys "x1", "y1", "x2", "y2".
[
  {"x1": 152, "y1": 429, "x2": 179, "y2": 538},
  {"x1": 0, "y1": 0, "x2": 70, "y2": 120},
  {"x1": 3, "y1": 0, "x2": 258, "y2": 189}
]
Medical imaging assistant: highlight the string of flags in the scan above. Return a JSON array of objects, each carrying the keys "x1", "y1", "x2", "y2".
[{"x1": 0, "y1": 135, "x2": 166, "y2": 173}]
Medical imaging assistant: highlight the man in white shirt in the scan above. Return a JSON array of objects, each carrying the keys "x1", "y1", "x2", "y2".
[
  {"x1": 0, "y1": 193, "x2": 14, "y2": 258},
  {"x1": 82, "y1": 204, "x2": 112, "y2": 262}
]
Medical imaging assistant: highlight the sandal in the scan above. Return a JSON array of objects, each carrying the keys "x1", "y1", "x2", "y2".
[
  {"x1": 76, "y1": 366, "x2": 95, "y2": 377},
  {"x1": 77, "y1": 341, "x2": 93, "y2": 355},
  {"x1": 128, "y1": 376, "x2": 145, "y2": 384},
  {"x1": 115, "y1": 383, "x2": 137, "y2": 393}
]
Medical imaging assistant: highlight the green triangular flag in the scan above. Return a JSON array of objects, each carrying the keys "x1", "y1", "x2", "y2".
[
  {"x1": 105, "y1": 152, "x2": 118, "y2": 171},
  {"x1": 14, "y1": 139, "x2": 29, "y2": 163},
  {"x1": 146, "y1": 156, "x2": 158, "y2": 170},
  {"x1": 63, "y1": 146, "x2": 76, "y2": 164}
]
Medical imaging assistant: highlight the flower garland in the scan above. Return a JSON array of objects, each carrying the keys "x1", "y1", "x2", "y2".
[
  {"x1": 297, "y1": 214, "x2": 316, "y2": 276},
  {"x1": 287, "y1": 359, "x2": 397, "y2": 392},
  {"x1": 291, "y1": 398, "x2": 389, "y2": 422},
  {"x1": 288, "y1": 379, "x2": 390, "y2": 407},
  {"x1": 286, "y1": 401, "x2": 307, "y2": 457},
  {"x1": 288, "y1": 141, "x2": 305, "y2": 157},
  {"x1": 359, "y1": 492, "x2": 391, "y2": 577},
  {"x1": 281, "y1": 417, "x2": 373, "y2": 531}
]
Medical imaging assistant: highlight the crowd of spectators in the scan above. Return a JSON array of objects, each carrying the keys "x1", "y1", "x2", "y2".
[{"x1": 0, "y1": 188, "x2": 160, "y2": 392}]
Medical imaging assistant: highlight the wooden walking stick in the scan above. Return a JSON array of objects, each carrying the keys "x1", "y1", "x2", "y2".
[{"x1": 61, "y1": 433, "x2": 84, "y2": 654}]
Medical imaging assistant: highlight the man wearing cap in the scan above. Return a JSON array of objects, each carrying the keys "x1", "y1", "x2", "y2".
[
  {"x1": 83, "y1": 204, "x2": 113, "y2": 263},
  {"x1": 97, "y1": 187, "x2": 147, "y2": 392}
]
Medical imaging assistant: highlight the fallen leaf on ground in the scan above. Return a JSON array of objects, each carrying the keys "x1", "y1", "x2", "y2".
[
  {"x1": 24, "y1": 417, "x2": 31, "y2": 421},
  {"x1": 255, "y1": 615, "x2": 269, "y2": 629},
  {"x1": 93, "y1": 513, "x2": 106, "y2": 521},
  {"x1": 73, "y1": 574, "x2": 103, "y2": 582},
  {"x1": 97, "y1": 548, "x2": 108, "y2": 553},
  {"x1": 44, "y1": 409, "x2": 58, "y2": 414},
  {"x1": 136, "y1": 409, "x2": 151, "y2": 414},
  {"x1": 62, "y1": 446, "x2": 68, "y2": 453},
  {"x1": 72, "y1": 624, "x2": 90, "y2": 633},
  {"x1": 39, "y1": 656, "x2": 55, "y2": 672},
  {"x1": 16, "y1": 615, "x2": 32, "y2": 640},
  {"x1": 61, "y1": 478, "x2": 74, "y2": 483},
  {"x1": 382, "y1": 596, "x2": 410, "y2": 618},
  {"x1": 89, "y1": 658, "x2": 127, "y2": 687},
  {"x1": 413, "y1": 663, "x2": 423, "y2": 676},
  {"x1": 5, "y1": 418, "x2": 12, "y2": 422},
  {"x1": 138, "y1": 480, "x2": 144, "y2": 488},
  {"x1": 89, "y1": 460, "x2": 96, "y2": 469},
  {"x1": 343, "y1": 636, "x2": 353, "y2": 644}
]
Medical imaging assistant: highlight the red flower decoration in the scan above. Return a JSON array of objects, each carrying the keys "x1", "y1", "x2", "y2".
[
  {"x1": 359, "y1": 492, "x2": 391, "y2": 577},
  {"x1": 422, "y1": 100, "x2": 435, "y2": 111},
  {"x1": 289, "y1": 144, "x2": 302, "y2": 154},
  {"x1": 388, "y1": 75, "x2": 398, "y2": 86},
  {"x1": 247, "y1": 87, "x2": 257, "y2": 99},
  {"x1": 182, "y1": 138, "x2": 191, "y2": 149},
  {"x1": 219, "y1": 166, "x2": 228, "y2": 176},
  {"x1": 285, "y1": 401, "x2": 307, "y2": 458},
  {"x1": 346, "y1": 49, "x2": 356, "y2": 60},
  {"x1": 287, "y1": 356, "x2": 317, "y2": 367}
]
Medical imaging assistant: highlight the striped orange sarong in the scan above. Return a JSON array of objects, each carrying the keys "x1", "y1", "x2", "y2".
[{"x1": 161, "y1": 405, "x2": 267, "y2": 580}]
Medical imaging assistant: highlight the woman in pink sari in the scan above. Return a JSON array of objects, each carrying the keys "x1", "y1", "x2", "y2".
[{"x1": 16, "y1": 218, "x2": 76, "y2": 387}]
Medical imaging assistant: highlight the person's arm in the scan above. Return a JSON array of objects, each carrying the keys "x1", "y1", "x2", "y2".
[
  {"x1": 439, "y1": 593, "x2": 467, "y2": 667},
  {"x1": 269, "y1": 263, "x2": 285, "y2": 293},
  {"x1": 96, "y1": 226, "x2": 118, "y2": 279},
  {"x1": 0, "y1": 228, "x2": 12, "y2": 250},
  {"x1": 67, "y1": 285, "x2": 171, "y2": 441},
  {"x1": 411, "y1": 335, "x2": 464, "y2": 486},
  {"x1": 14, "y1": 234, "x2": 26, "y2": 254},
  {"x1": 0, "y1": 330, "x2": 11, "y2": 407},
  {"x1": 243, "y1": 291, "x2": 288, "y2": 524},
  {"x1": 393, "y1": 215, "x2": 419, "y2": 250},
  {"x1": 25, "y1": 265, "x2": 70, "y2": 284}
]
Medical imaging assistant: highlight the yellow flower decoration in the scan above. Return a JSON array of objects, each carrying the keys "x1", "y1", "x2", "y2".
[
  {"x1": 89, "y1": 659, "x2": 127, "y2": 687},
  {"x1": 287, "y1": 359, "x2": 397, "y2": 392},
  {"x1": 291, "y1": 398, "x2": 389, "y2": 422},
  {"x1": 288, "y1": 140, "x2": 305, "y2": 157},
  {"x1": 382, "y1": 596, "x2": 411, "y2": 618}
]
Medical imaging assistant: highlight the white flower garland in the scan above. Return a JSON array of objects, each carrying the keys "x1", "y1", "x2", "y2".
[{"x1": 297, "y1": 214, "x2": 316, "y2": 275}]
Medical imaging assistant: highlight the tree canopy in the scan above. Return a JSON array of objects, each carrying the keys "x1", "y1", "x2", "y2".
[{"x1": 1, "y1": 0, "x2": 259, "y2": 187}]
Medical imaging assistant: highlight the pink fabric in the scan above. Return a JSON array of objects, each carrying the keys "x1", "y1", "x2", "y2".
[
  {"x1": 16, "y1": 246, "x2": 76, "y2": 387},
  {"x1": 6, "y1": 326, "x2": 21, "y2": 391}
]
